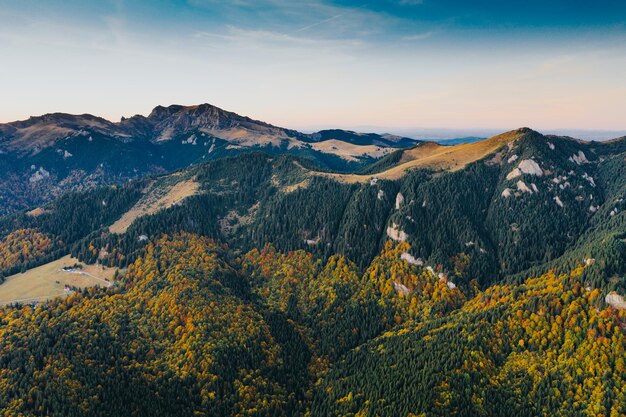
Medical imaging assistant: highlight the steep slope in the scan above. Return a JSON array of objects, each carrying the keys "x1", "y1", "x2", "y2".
[
  {"x1": 0, "y1": 113, "x2": 126, "y2": 154},
  {"x1": 0, "y1": 129, "x2": 624, "y2": 416},
  {"x1": 311, "y1": 265, "x2": 626, "y2": 417},
  {"x1": 2, "y1": 129, "x2": 623, "y2": 294},
  {"x1": 0, "y1": 234, "x2": 312, "y2": 416},
  {"x1": 0, "y1": 104, "x2": 301, "y2": 155},
  {"x1": 385, "y1": 129, "x2": 625, "y2": 286},
  {"x1": 0, "y1": 181, "x2": 145, "y2": 279},
  {"x1": 43, "y1": 129, "x2": 618, "y2": 293},
  {"x1": 507, "y1": 144, "x2": 626, "y2": 288},
  {"x1": 140, "y1": 103, "x2": 302, "y2": 141}
]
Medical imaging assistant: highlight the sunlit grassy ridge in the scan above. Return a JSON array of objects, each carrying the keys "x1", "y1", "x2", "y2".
[{"x1": 311, "y1": 129, "x2": 530, "y2": 183}]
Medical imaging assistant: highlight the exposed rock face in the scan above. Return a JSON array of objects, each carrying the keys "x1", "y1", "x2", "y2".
[
  {"x1": 387, "y1": 222, "x2": 408, "y2": 241},
  {"x1": 393, "y1": 281, "x2": 410, "y2": 295},
  {"x1": 569, "y1": 150, "x2": 589, "y2": 165},
  {"x1": 29, "y1": 167, "x2": 50, "y2": 183},
  {"x1": 507, "y1": 154, "x2": 519, "y2": 164},
  {"x1": 506, "y1": 159, "x2": 543, "y2": 180},
  {"x1": 395, "y1": 192, "x2": 404, "y2": 209},
  {"x1": 401, "y1": 252, "x2": 422, "y2": 266},
  {"x1": 554, "y1": 196, "x2": 564, "y2": 207},
  {"x1": 605, "y1": 292, "x2": 626, "y2": 310},
  {"x1": 145, "y1": 104, "x2": 293, "y2": 141},
  {"x1": 516, "y1": 180, "x2": 533, "y2": 194}
]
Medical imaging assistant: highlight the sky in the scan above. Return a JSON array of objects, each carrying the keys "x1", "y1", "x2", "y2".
[{"x1": 1, "y1": 0, "x2": 625, "y2": 136}]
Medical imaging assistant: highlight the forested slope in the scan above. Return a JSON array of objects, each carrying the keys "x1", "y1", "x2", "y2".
[
  {"x1": 312, "y1": 265, "x2": 626, "y2": 417},
  {"x1": 2, "y1": 129, "x2": 624, "y2": 297},
  {"x1": 61, "y1": 130, "x2": 624, "y2": 294},
  {"x1": 0, "y1": 234, "x2": 624, "y2": 416}
]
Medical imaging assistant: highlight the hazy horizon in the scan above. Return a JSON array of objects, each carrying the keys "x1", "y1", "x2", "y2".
[
  {"x1": 1, "y1": 0, "x2": 625, "y2": 131},
  {"x1": 1, "y1": 101, "x2": 624, "y2": 141}
]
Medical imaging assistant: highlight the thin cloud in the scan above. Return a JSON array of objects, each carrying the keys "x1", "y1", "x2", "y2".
[
  {"x1": 194, "y1": 25, "x2": 365, "y2": 51},
  {"x1": 402, "y1": 31, "x2": 434, "y2": 41},
  {"x1": 291, "y1": 3, "x2": 368, "y2": 34},
  {"x1": 192, "y1": 1, "x2": 392, "y2": 48}
]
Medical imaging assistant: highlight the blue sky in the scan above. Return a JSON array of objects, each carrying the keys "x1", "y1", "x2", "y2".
[{"x1": 1, "y1": 0, "x2": 625, "y2": 134}]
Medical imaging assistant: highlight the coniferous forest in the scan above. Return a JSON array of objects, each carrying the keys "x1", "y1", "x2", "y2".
[{"x1": 0, "y1": 125, "x2": 624, "y2": 416}]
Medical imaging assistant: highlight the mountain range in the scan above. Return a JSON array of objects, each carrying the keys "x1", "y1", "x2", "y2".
[
  {"x1": 1, "y1": 104, "x2": 625, "y2": 323},
  {"x1": 0, "y1": 103, "x2": 424, "y2": 216},
  {"x1": 0, "y1": 104, "x2": 625, "y2": 416}
]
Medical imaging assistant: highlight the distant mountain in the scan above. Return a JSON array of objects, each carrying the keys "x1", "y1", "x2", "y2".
[
  {"x1": 0, "y1": 104, "x2": 421, "y2": 155},
  {"x1": 430, "y1": 136, "x2": 485, "y2": 145},
  {"x1": 306, "y1": 129, "x2": 420, "y2": 147},
  {"x1": 0, "y1": 104, "x2": 302, "y2": 154},
  {"x1": 0, "y1": 104, "x2": 422, "y2": 216},
  {"x1": 2, "y1": 117, "x2": 624, "y2": 289}
]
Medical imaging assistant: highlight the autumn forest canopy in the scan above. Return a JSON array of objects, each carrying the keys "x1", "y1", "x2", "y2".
[{"x1": 0, "y1": 105, "x2": 624, "y2": 417}]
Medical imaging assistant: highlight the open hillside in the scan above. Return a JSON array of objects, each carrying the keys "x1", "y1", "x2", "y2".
[
  {"x1": 317, "y1": 128, "x2": 546, "y2": 182},
  {"x1": 0, "y1": 255, "x2": 115, "y2": 306}
]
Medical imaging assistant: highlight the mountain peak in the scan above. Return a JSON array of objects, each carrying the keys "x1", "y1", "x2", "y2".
[
  {"x1": 148, "y1": 103, "x2": 232, "y2": 120},
  {"x1": 505, "y1": 127, "x2": 544, "y2": 139},
  {"x1": 147, "y1": 103, "x2": 255, "y2": 141},
  {"x1": 486, "y1": 127, "x2": 543, "y2": 146},
  {"x1": 147, "y1": 104, "x2": 188, "y2": 120},
  {"x1": 141, "y1": 103, "x2": 300, "y2": 142},
  {"x1": 515, "y1": 127, "x2": 538, "y2": 134}
]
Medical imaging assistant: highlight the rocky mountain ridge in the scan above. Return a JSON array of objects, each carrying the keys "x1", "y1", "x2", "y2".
[
  {"x1": 0, "y1": 103, "x2": 420, "y2": 154},
  {"x1": 0, "y1": 103, "x2": 423, "y2": 216}
]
